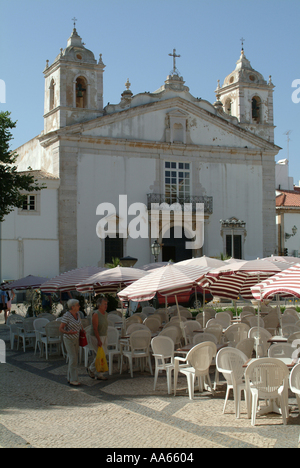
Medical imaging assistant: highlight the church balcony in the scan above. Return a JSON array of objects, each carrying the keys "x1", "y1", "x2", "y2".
[{"x1": 147, "y1": 194, "x2": 213, "y2": 214}]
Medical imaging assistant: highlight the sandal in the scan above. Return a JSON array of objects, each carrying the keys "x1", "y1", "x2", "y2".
[{"x1": 87, "y1": 368, "x2": 95, "y2": 379}]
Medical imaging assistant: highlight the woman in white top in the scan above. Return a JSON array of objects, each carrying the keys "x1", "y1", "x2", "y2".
[{"x1": 59, "y1": 299, "x2": 83, "y2": 386}]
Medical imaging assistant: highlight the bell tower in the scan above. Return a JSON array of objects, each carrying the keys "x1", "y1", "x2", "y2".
[
  {"x1": 43, "y1": 25, "x2": 105, "y2": 134},
  {"x1": 215, "y1": 45, "x2": 275, "y2": 142}
]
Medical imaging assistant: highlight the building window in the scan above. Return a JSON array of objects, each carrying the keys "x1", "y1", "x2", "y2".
[
  {"x1": 22, "y1": 195, "x2": 36, "y2": 212},
  {"x1": 165, "y1": 162, "x2": 190, "y2": 204},
  {"x1": 226, "y1": 235, "x2": 242, "y2": 259},
  {"x1": 105, "y1": 235, "x2": 124, "y2": 265}
]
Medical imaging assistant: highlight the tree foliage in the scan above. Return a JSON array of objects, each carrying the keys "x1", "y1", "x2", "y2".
[{"x1": 0, "y1": 111, "x2": 44, "y2": 222}]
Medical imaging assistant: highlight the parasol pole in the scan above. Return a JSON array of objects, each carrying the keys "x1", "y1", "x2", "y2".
[
  {"x1": 276, "y1": 294, "x2": 283, "y2": 336},
  {"x1": 165, "y1": 296, "x2": 169, "y2": 321},
  {"x1": 175, "y1": 295, "x2": 187, "y2": 345},
  {"x1": 256, "y1": 299, "x2": 261, "y2": 358},
  {"x1": 256, "y1": 273, "x2": 261, "y2": 358}
]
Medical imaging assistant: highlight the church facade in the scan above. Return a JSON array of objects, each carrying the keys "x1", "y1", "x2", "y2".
[{"x1": 1, "y1": 28, "x2": 280, "y2": 281}]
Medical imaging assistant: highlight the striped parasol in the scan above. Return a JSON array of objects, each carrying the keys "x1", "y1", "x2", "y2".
[
  {"x1": 76, "y1": 266, "x2": 149, "y2": 294},
  {"x1": 118, "y1": 263, "x2": 214, "y2": 303},
  {"x1": 197, "y1": 259, "x2": 289, "y2": 301},
  {"x1": 251, "y1": 263, "x2": 300, "y2": 300},
  {"x1": 176, "y1": 255, "x2": 226, "y2": 269},
  {"x1": 40, "y1": 267, "x2": 107, "y2": 293}
]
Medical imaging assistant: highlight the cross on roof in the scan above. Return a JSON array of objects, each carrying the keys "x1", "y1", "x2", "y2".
[
  {"x1": 72, "y1": 17, "x2": 77, "y2": 28},
  {"x1": 240, "y1": 37, "x2": 245, "y2": 51},
  {"x1": 168, "y1": 48, "x2": 181, "y2": 74}
]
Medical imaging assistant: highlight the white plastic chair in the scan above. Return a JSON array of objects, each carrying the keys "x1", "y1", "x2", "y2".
[
  {"x1": 106, "y1": 313, "x2": 122, "y2": 327},
  {"x1": 38, "y1": 313, "x2": 55, "y2": 322},
  {"x1": 241, "y1": 306, "x2": 256, "y2": 316},
  {"x1": 40, "y1": 321, "x2": 62, "y2": 360},
  {"x1": 108, "y1": 310, "x2": 122, "y2": 318},
  {"x1": 127, "y1": 323, "x2": 149, "y2": 335},
  {"x1": 223, "y1": 309, "x2": 234, "y2": 320},
  {"x1": 287, "y1": 331, "x2": 300, "y2": 344},
  {"x1": 195, "y1": 311, "x2": 211, "y2": 327},
  {"x1": 282, "y1": 315, "x2": 298, "y2": 326},
  {"x1": 282, "y1": 324, "x2": 300, "y2": 338},
  {"x1": 159, "y1": 326, "x2": 181, "y2": 348},
  {"x1": 175, "y1": 309, "x2": 193, "y2": 319},
  {"x1": 156, "y1": 310, "x2": 169, "y2": 324},
  {"x1": 151, "y1": 336, "x2": 175, "y2": 394},
  {"x1": 17, "y1": 317, "x2": 36, "y2": 352},
  {"x1": 107, "y1": 326, "x2": 121, "y2": 375},
  {"x1": 144, "y1": 317, "x2": 161, "y2": 333},
  {"x1": 83, "y1": 326, "x2": 96, "y2": 367},
  {"x1": 120, "y1": 329, "x2": 153, "y2": 378},
  {"x1": 174, "y1": 342, "x2": 217, "y2": 400},
  {"x1": 224, "y1": 323, "x2": 250, "y2": 347},
  {"x1": 33, "y1": 318, "x2": 49, "y2": 355},
  {"x1": 268, "y1": 343, "x2": 294, "y2": 359},
  {"x1": 236, "y1": 338, "x2": 255, "y2": 359},
  {"x1": 245, "y1": 358, "x2": 289, "y2": 426},
  {"x1": 263, "y1": 312, "x2": 279, "y2": 335},
  {"x1": 142, "y1": 306, "x2": 156, "y2": 317},
  {"x1": 284, "y1": 308, "x2": 300, "y2": 320},
  {"x1": 205, "y1": 323, "x2": 223, "y2": 344},
  {"x1": 244, "y1": 315, "x2": 265, "y2": 329},
  {"x1": 183, "y1": 321, "x2": 202, "y2": 344},
  {"x1": 248, "y1": 327, "x2": 272, "y2": 357},
  {"x1": 203, "y1": 307, "x2": 216, "y2": 318},
  {"x1": 192, "y1": 332, "x2": 218, "y2": 345},
  {"x1": 215, "y1": 312, "x2": 231, "y2": 330},
  {"x1": 6, "y1": 314, "x2": 24, "y2": 350},
  {"x1": 170, "y1": 316, "x2": 187, "y2": 323},
  {"x1": 126, "y1": 315, "x2": 143, "y2": 327},
  {"x1": 216, "y1": 347, "x2": 248, "y2": 418},
  {"x1": 289, "y1": 363, "x2": 300, "y2": 414}
]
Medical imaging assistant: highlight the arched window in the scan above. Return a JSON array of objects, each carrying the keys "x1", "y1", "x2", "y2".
[
  {"x1": 49, "y1": 79, "x2": 55, "y2": 111},
  {"x1": 75, "y1": 76, "x2": 87, "y2": 108},
  {"x1": 225, "y1": 98, "x2": 231, "y2": 115},
  {"x1": 252, "y1": 96, "x2": 261, "y2": 123}
]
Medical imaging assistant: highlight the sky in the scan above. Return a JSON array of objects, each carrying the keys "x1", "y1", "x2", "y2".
[{"x1": 0, "y1": 0, "x2": 300, "y2": 183}]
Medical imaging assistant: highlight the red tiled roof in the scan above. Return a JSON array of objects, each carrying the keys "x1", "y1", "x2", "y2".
[{"x1": 276, "y1": 190, "x2": 300, "y2": 207}]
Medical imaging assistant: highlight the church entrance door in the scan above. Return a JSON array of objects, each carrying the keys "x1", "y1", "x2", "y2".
[{"x1": 162, "y1": 227, "x2": 193, "y2": 263}]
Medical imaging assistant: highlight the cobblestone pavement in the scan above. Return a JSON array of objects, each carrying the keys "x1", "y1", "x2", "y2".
[{"x1": 0, "y1": 317, "x2": 300, "y2": 449}]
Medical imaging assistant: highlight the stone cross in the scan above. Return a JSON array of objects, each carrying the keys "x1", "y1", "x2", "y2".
[
  {"x1": 240, "y1": 37, "x2": 245, "y2": 50},
  {"x1": 168, "y1": 49, "x2": 181, "y2": 74},
  {"x1": 72, "y1": 17, "x2": 77, "y2": 28}
]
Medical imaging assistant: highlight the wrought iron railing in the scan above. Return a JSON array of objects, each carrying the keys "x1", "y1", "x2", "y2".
[{"x1": 147, "y1": 194, "x2": 213, "y2": 214}]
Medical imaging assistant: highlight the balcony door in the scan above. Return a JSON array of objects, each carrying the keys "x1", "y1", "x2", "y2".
[{"x1": 165, "y1": 162, "x2": 190, "y2": 204}]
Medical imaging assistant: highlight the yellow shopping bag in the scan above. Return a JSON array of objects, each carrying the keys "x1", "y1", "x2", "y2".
[{"x1": 95, "y1": 346, "x2": 108, "y2": 373}]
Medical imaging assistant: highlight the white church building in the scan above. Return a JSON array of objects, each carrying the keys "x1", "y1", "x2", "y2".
[{"x1": 0, "y1": 27, "x2": 280, "y2": 281}]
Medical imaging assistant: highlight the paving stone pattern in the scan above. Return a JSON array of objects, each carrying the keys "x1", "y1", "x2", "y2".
[{"x1": 0, "y1": 317, "x2": 299, "y2": 449}]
